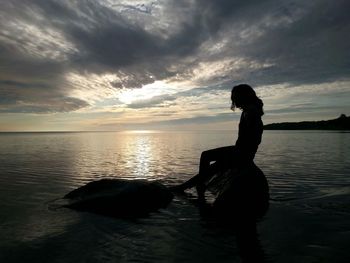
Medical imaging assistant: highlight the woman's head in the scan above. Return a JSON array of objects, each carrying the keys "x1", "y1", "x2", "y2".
[{"x1": 231, "y1": 84, "x2": 264, "y2": 115}]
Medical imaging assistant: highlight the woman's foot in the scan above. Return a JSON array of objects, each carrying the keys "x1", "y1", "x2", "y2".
[
  {"x1": 169, "y1": 184, "x2": 186, "y2": 193},
  {"x1": 169, "y1": 174, "x2": 200, "y2": 193},
  {"x1": 196, "y1": 183, "x2": 206, "y2": 200}
]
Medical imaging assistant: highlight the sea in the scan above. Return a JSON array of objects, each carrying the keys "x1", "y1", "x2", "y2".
[{"x1": 0, "y1": 130, "x2": 349, "y2": 263}]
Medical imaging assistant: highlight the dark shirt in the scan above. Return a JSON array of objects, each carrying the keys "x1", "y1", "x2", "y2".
[{"x1": 235, "y1": 106, "x2": 263, "y2": 164}]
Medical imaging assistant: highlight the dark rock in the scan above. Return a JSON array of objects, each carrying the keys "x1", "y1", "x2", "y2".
[
  {"x1": 64, "y1": 179, "x2": 173, "y2": 217},
  {"x1": 211, "y1": 164, "x2": 270, "y2": 220}
]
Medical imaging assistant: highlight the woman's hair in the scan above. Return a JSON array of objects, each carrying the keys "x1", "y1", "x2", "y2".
[{"x1": 231, "y1": 84, "x2": 264, "y2": 116}]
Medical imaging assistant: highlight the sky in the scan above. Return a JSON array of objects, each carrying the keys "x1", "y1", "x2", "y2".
[{"x1": 0, "y1": 0, "x2": 349, "y2": 131}]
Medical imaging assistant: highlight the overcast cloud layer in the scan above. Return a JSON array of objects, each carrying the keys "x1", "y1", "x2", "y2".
[{"x1": 0, "y1": 0, "x2": 349, "y2": 130}]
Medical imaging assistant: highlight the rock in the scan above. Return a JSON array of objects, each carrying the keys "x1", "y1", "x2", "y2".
[
  {"x1": 210, "y1": 164, "x2": 270, "y2": 219},
  {"x1": 63, "y1": 179, "x2": 174, "y2": 217}
]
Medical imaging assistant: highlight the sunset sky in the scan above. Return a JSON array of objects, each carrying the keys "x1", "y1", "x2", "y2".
[{"x1": 0, "y1": 0, "x2": 349, "y2": 131}]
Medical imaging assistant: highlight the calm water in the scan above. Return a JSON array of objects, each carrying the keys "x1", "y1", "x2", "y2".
[{"x1": 0, "y1": 131, "x2": 350, "y2": 262}]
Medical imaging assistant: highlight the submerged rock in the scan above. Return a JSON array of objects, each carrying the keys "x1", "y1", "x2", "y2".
[{"x1": 64, "y1": 179, "x2": 174, "y2": 217}]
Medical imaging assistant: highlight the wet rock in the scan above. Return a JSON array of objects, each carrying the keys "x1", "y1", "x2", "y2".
[{"x1": 64, "y1": 179, "x2": 173, "y2": 217}]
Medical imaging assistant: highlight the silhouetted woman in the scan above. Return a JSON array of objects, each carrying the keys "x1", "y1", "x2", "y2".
[
  {"x1": 173, "y1": 84, "x2": 265, "y2": 201},
  {"x1": 174, "y1": 84, "x2": 268, "y2": 262}
]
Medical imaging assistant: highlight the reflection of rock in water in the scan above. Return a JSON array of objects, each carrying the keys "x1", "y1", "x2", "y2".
[{"x1": 63, "y1": 179, "x2": 174, "y2": 217}]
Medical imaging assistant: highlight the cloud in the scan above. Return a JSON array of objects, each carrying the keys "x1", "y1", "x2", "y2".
[
  {"x1": 0, "y1": 0, "x2": 349, "y2": 118},
  {"x1": 127, "y1": 94, "x2": 177, "y2": 109},
  {"x1": 98, "y1": 111, "x2": 240, "y2": 130},
  {"x1": 0, "y1": 80, "x2": 89, "y2": 113}
]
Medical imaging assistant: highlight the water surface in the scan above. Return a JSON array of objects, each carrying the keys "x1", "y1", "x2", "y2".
[{"x1": 0, "y1": 131, "x2": 349, "y2": 262}]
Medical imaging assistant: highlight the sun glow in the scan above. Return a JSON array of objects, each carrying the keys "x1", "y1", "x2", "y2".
[{"x1": 117, "y1": 80, "x2": 176, "y2": 104}]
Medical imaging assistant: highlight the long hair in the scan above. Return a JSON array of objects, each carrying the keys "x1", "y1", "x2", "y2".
[{"x1": 231, "y1": 84, "x2": 264, "y2": 116}]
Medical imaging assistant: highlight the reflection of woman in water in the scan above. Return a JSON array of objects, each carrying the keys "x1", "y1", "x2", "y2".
[{"x1": 173, "y1": 84, "x2": 265, "y2": 202}]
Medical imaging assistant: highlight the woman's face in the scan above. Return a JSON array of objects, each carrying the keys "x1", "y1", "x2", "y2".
[{"x1": 231, "y1": 92, "x2": 242, "y2": 109}]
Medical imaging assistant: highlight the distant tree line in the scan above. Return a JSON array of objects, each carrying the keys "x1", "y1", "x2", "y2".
[{"x1": 264, "y1": 114, "x2": 350, "y2": 130}]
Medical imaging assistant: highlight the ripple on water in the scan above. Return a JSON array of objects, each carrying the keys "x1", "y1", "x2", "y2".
[{"x1": 0, "y1": 131, "x2": 349, "y2": 262}]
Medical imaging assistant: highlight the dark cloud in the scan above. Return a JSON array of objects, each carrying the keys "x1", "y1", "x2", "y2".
[
  {"x1": 0, "y1": 79, "x2": 88, "y2": 113},
  {"x1": 0, "y1": 95, "x2": 89, "y2": 113},
  {"x1": 225, "y1": 0, "x2": 350, "y2": 85},
  {"x1": 0, "y1": 0, "x2": 349, "y2": 114}
]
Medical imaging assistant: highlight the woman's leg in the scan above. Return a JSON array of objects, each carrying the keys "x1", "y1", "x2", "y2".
[
  {"x1": 199, "y1": 145, "x2": 235, "y2": 175},
  {"x1": 173, "y1": 146, "x2": 235, "y2": 193},
  {"x1": 195, "y1": 148, "x2": 227, "y2": 199}
]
